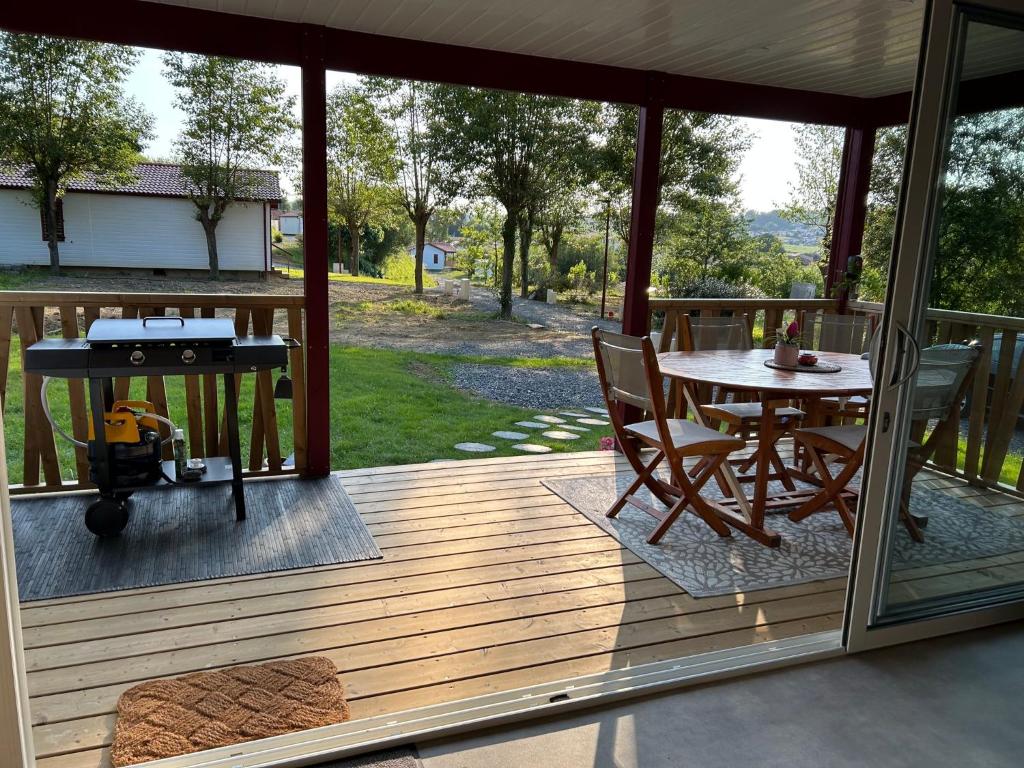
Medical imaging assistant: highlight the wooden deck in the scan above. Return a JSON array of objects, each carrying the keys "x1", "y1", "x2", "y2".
[{"x1": 19, "y1": 450, "x2": 1024, "y2": 768}]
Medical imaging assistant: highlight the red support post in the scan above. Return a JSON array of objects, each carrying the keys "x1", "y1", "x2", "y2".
[
  {"x1": 300, "y1": 27, "x2": 330, "y2": 476},
  {"x1": 621, "y1": 88, "x2": 665, "y2": 337},
  {"x1": 617, "y1": 81, "x2": 665, "y2": 435},
  {"x1": 827, "y1": 126, "x2": 876, "y2": 310}
]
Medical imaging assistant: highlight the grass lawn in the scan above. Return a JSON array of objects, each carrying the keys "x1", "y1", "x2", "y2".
[
  {"x1": 0, "y1": 269, "x2": 44, "y2": 291},
  {"x1": 272, "y1": 240, "x2": 304, "y2": 266},
  {"x1": 278, "y1": 264, "x2": 436, "y2": 288},
  {"x1": 2, "y1": 341, "x2": 611, "y2": 483},
  {"x1": 328, "y1": 346, "x2": 611, "y2": 468}
]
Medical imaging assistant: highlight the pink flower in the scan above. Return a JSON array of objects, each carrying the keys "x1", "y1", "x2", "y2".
[
  {"x1": 786, "y1": 321, "x2": 800, "y2": 340},
  {"x1": 600, "y1": 436, "x2": 616, "y2": 451}
]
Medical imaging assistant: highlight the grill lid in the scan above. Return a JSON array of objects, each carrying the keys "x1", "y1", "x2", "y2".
[{"x1": 86, "y1": 317, "x2": 237, "y2": 345}]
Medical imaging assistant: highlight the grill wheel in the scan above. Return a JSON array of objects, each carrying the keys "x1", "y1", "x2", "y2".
[{"x1": 85, "y1": 498, "x2": 130, "y2": 537}]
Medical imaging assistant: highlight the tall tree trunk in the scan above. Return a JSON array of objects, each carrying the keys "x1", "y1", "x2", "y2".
[
  {"x1": 43, "y1": 179, "x2": 61, "y2": 276},
  {"x1": 413, "y1": 217, "x2": 427, "y2": 295},
  {"x1": 548, "y1": 225, "x2": 563, "y2": 272},
  {"x1": 518, "y1": 210, "x2": 533, "y2": 299},
  {"x1": 337, "y1": 228, "x2": 344, "y2": 272},
  {"x1": 200, "y1": 214, "x2": 220, "y2": 280},
  {"x1": 499, "y1": 212, "x2": 517, "y2": 320},
  {"x1": 349, "y1": 224, "x2": 360, "y2": 277}
]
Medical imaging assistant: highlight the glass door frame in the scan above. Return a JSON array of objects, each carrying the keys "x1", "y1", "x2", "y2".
[{"x1": 846, "y1": 0, "x2": 1024, "y2": 653}]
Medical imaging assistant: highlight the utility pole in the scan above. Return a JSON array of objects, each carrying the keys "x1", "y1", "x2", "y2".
[{"x1": 600, "y1": 198, "x2": 611, "y2": 319}]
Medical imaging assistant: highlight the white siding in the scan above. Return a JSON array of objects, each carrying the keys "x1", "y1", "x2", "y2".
[{"x1": 0, "y1": 190, "x2": 268, "y2": 272}]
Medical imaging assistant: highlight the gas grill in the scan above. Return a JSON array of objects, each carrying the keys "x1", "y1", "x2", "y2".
[{"x1": 25, "y1": 316, "x2": 299, "y2": 536}]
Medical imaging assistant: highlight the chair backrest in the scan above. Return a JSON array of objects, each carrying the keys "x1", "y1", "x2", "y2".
[
  {"x1": 681, "y1": 314, "x2": 753, "y2": 351},
  {"x1": 591, "y1": 328, "x2": 655, "y2": 412},
  {"x1": 911, "y1": 343, "x2": 981, "y2": 421},
  {"x1": 800, "y1": 311, "x2": 873, "y2": 355}
]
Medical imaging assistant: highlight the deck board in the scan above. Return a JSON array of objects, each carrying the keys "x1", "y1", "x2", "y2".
[{"x1": 20, "y1": 450, "x2": 1024, "y2": 768}]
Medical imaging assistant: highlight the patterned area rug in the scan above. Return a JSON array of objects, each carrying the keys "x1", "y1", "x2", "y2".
[
  {"x1": 543, "y1": 472, "x2": 1024, "y2": 598},
  {"x1": 111, "y1": 656, "x2": 348, "y2": 766}
]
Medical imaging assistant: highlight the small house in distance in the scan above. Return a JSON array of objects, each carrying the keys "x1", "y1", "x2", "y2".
[
  {"x1": 0, "y1": 162, "x2": 280, "y2": 274},
  {"x1": 271, "y1": 209, "x2": 303, "y2": 236},
  {"x1": 420, "y1": 241, "x2": 456, "y2": 271}
]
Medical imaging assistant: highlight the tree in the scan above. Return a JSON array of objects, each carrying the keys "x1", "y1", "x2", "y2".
[
  {"x1": 860, "y1": 126, "x2": 906, "y2": 301},
  {"x1": 0, "y1": 33, "x2": 152, "y2": 274},
  {"x1": 534, "y1": 101, "x2": 600, "y2": 282},
  {"x1": 658, "y1": 199, "x2": 753, "y2": 295},
  {"x1": 326, "y1": 85, "x2": 399, "y2": 277},
  {"x1": 859, "y1": 111, "x2": 1024, "y2": 315},
  {"x1": 460, "y1": 200, "x2": 504, "y2": 285},
  {"x1": 163, "y1": 53, "x2": 295, "y2": 279},
  {"x1": 434, "y1": 87, "x2": 593, "y2": 317},
  {"x1": 780, "y1": 124, "x2": 844, "y2": 274},
  {"x1": 598, "y1": 105, "x2": 749, "y2": 246},
  {"x1": 366, "y1": 78, "x2": 464, "y2": 293},
  {"x1": 538, "y1": 189, "x2": 586, "y2": 275}
]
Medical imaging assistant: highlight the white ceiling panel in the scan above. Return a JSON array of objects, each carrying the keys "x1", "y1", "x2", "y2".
[{"x1": 141, "y1": 0, "x2": 1024, "y2": 98}]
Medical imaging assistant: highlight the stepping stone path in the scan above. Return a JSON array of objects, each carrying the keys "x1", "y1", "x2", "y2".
[
  {"x1": 585, "y1": 406, "x2": 609, "y2": 415},
  {"x1": 559, "y1": 411, "x2": 589, "y2": 418},
  {"x1": 454, "y1": 442, "x2": 496, "y2": 453},
  {"x1": 512, "y1": 443, "x2": 553, "y2": 454},
  {"x1": 576, "y1": 418, "x2": 609, "y2": 426},
  {"x1": 515, "y1": 421, "x2": 550, "y2": 429},
  {"x1": 492, "y1": 431, "x2": 530, "y2": 440},
  {"x1": 533, "y1": 415, "x2": 566, "y2": 424},
  {"x1": 543, "y1": 430, "x2": 580, "y2": 441},
  {"x1": 563, "y1": 424, "x2": 591, "y2": 432}
]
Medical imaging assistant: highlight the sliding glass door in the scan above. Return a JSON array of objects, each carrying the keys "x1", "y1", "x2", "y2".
[{"x1": 848, "y1": 0, "x2": 1024, "y2": 649}]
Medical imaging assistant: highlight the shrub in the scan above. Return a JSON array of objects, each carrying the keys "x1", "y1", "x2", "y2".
[
  {"x1": 562, "y1": 260, "x2": 595, "y2": 303},
  {"x1": 674, "y1": 276, "x2": 759, "y2": 299},
  {"x1": 272, "y1": 229, "x2": 284, "y2": 244}
]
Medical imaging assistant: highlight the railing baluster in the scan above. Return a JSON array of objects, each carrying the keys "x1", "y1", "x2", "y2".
[
  {"x1": 287, "y1": 306, "x2": 307, "y2": 471},
  {"x1": 965, "y1": 325, "x2": 995, "y2": 482},
  {"x1": 0, "y1": 305, "x2": 13, "y2": 413},
  {"x1": 58, "y1": 305, "x2": 90, "y2": 483}
]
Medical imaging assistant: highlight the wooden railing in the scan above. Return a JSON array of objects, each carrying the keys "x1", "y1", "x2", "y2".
[
  {"x1": 650, "y1": 297, "x2": 839, "y2": 348},
  {"x1": 652, "y1": 296, "x2": 1024, "y2": 496},
  {"x1": 0, "y1": 292, "x2": 306, "y2": 494}
]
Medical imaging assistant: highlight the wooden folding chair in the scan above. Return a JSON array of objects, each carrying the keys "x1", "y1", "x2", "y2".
[
  {"x1": 680, "y1": 314, "x2": 804, "y2": 490},
  {"x1": 592, "y1": 328, "x2": 744, "y2": 544},
  {"x1": 800, "y1": 310, "x2": 876, "y2": 424},
  {"x1": 789, "y1": 343, "x2": 981, "y2": 541},
  {"x1": 896, "y1": 343, "x2": 982, "y2": 540}
]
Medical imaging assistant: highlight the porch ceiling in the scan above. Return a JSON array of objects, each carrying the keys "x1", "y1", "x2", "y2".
[{"x1": 146, "y1": 0, "x2": 937, "y2": 98}]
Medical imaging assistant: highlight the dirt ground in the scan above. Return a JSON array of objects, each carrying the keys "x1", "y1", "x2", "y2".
[{"x1": 4, "y1": 270, "x2": 590, "y2": 357}]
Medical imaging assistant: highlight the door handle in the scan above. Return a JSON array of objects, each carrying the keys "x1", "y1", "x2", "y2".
[{"x1": 888, "y1": 322, "x2": 921, "y2": 389}]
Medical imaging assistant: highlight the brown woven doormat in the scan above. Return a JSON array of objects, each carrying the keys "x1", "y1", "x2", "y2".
[{"x1": 111, "y1": 656, "x2": 349, "y2": 767}]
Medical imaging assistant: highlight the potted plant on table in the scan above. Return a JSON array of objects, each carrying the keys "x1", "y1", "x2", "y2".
[{"x1": 774, "y1": 320, "x2": 801, "y2": 366}]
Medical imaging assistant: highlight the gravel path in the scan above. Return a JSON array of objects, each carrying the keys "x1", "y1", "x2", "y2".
[
  {"x1": 464, "y1": 286, "x2": 621, "y2": 335},
  {"x1": 453, "y1": 363, "x2": 603, "y2": 410}
]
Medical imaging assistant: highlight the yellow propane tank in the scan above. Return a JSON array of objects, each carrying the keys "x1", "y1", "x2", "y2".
[{"x1": 87, "y1": 400, "x2": 161, "y2": 443}]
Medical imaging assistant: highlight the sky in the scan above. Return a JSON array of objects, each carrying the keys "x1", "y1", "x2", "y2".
[{"x1": 126, "y1": 48, "x2": 797, "y2": 211}]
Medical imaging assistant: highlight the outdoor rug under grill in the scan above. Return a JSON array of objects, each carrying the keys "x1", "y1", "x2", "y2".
[
  {"x1": 12, "y1": 476, "x2": 381, "y2": 601},
  {"x1": 543, "y1": 473, "x2": 1024, "y2": 598}
]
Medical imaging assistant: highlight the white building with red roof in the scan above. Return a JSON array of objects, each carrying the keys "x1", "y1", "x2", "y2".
[{"x1": 0, "y1": 162, "x2": 280, "y2": 274}]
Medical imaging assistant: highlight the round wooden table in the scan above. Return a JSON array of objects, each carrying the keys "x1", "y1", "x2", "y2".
[{"x1": 658, "y1": 348, "x2": 873, "y2": 547}]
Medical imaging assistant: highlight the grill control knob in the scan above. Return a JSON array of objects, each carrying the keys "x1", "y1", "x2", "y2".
[
  {"x1": 181, "y1": 349, "x2": 196, "y2": 365},
  {"x1": 130, "y1": 350, "x2": 145, "y2": 366}
]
